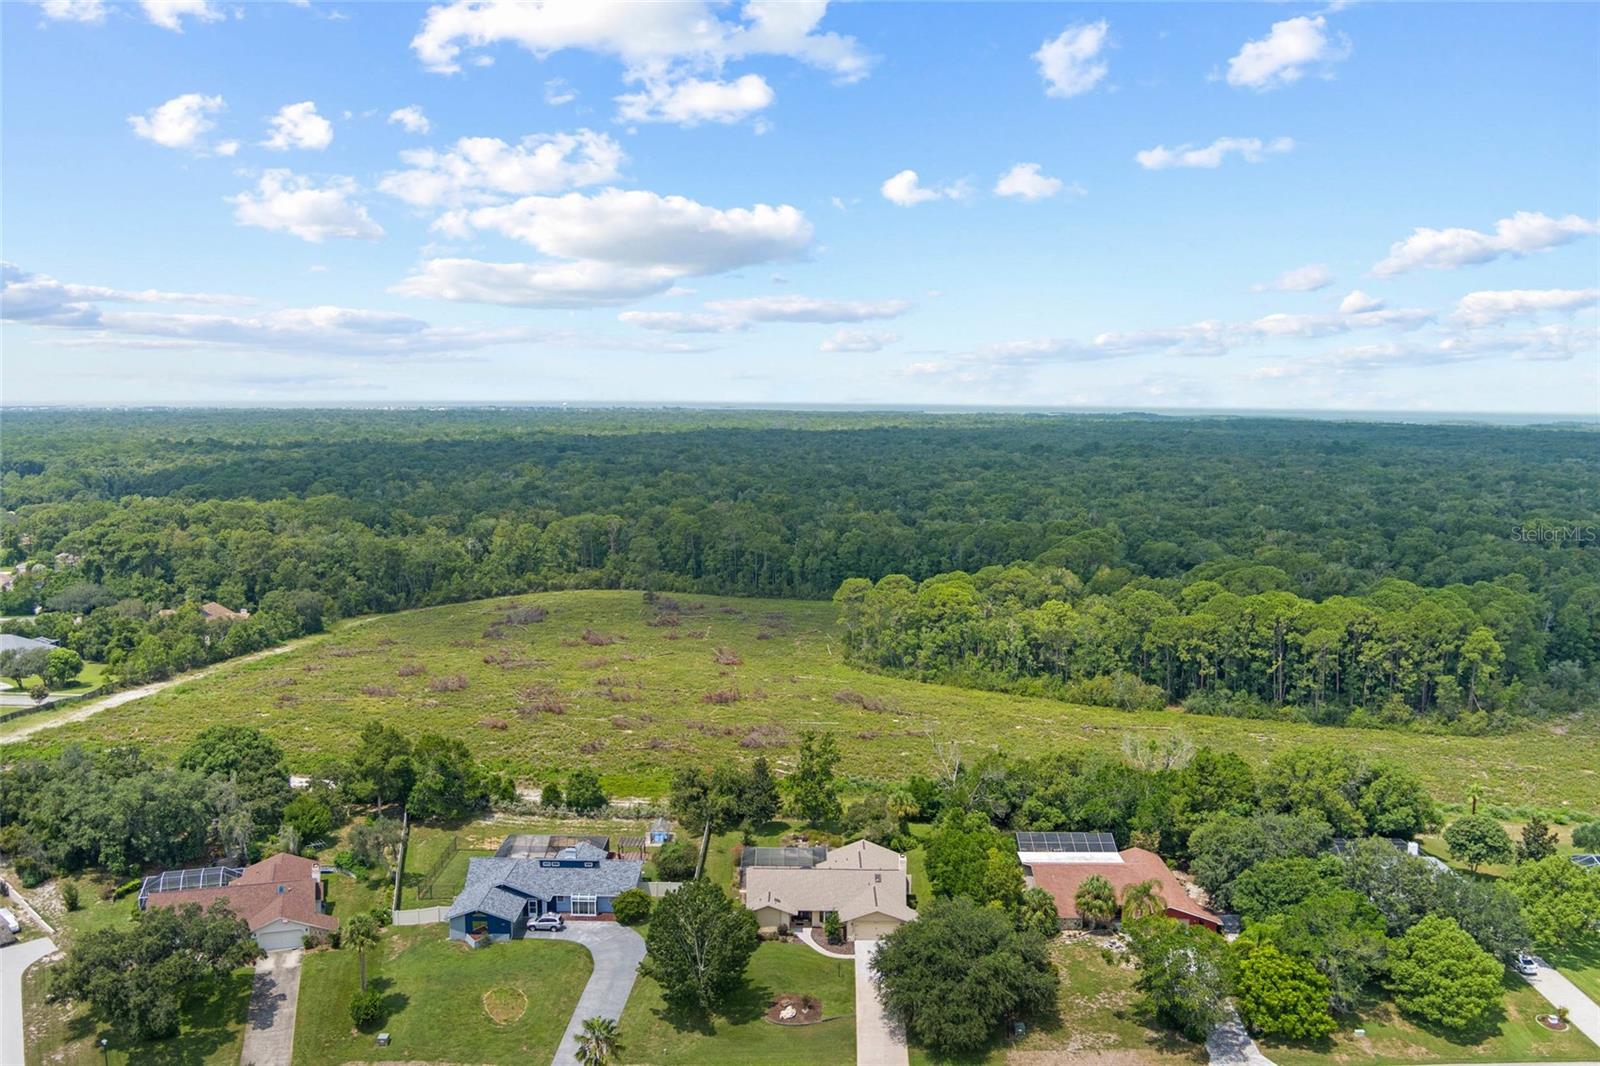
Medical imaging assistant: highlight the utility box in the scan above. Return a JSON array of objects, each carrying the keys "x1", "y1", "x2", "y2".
[{"x1": 376, "y1": 1034, "x2": 391, "y2": 1047}]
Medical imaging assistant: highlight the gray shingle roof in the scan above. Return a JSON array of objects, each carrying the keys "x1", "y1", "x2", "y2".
[{"x1": 446, "y1": 855, "x2": 643, "y2": 920}]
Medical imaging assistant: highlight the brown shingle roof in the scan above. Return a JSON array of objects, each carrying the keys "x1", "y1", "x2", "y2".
[
  {"x1": 146, "y1": 853, "x2": 336, "y2": 933},
  {"x1": 1029, "y1": 847, "x2": 1218, "y2": 928}
]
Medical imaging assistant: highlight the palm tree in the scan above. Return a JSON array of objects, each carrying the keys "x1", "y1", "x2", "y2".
[
  {"x1": 1120, "y1": 878, "x2": 1167, "y2": 921},
  {"x1": 575, "y1": 1016, "x2": 623, "y2": 1066},
  {"x1": 344, "y1": 913, "x2": 381, "y2": 993},
  {"x1": 1074, "y1": 874, "x2": 1119, "y2": 931}
]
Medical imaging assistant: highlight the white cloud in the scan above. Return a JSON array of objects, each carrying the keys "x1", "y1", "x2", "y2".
[
  {"x1": 379, "y1": 130, "x2": 624, "y2": 208},
  {"x1": 1339, "y1": 290, "x2": 1384, "y2": 314},
  {"x1": 1, "y1": 261, "x2": 248, "y2": 326},
  {"x1": 881, "y1": 169, "x2": 970, "y2": 207},
  {"x1": 392, "y1": 258, "x2": 677, "y2": 309},
  {"x1": 616, "y1": 310, "x2": 745, "y2": 333},
  {"x1": 1452, "y1": 288, "x2": 1599, "y2": 326},
  {"x1": 1251, "y1": 307, "x2": 1433, "y2": 338},
  {"x1": 616, "y1": 73, "x2": 774, "y2": 126},
  {"x1": 1136, "y1": 136, "x2": 1293, "y2": 170},
  {"x1": 545, "y1": 78, "x2": 576, "y2": 105},
  {"x1": 1034, "y1": 20, "x2": 1109, "y2": 98},
  {"x1": 1253, "y1": 264, "x2": 1333, "y2": 292},
  {"x1": 821, "y1": 329, "x2": 898, "y2": 352},
  {"x1": 410, "y1": 0, "x2": 871, "y2": 82},
  {"x1": 621, "y1": 294, "x2": 910, "y2": 332},
  {"x1": 34, "y1": 0, "x2": 107, "y2": 23},
  {"x1": 994, "y1": 163, "x2": 1067, "y2": 201},
  {"x1": 1225, "y1": 15, "x2": 1350, "y2": 91},
  {"x1": 262, "y1": 101, "x2": 334, "y2": 151},
  {"x1": 230, "y1": 171, "x2": 384, "y2": 243},
  {"x1": 140, "y1": 0, "x2": 222, "y2": 32},
  {"x1": 128, "y1": 93, "x2": 225, "y2": 152},
  {"x1": 388, "y1": 105, "x2": 431, "y2": 134},
  {"x1": 1373, "y1": 211, "x2": 1600, "y2": 276}
]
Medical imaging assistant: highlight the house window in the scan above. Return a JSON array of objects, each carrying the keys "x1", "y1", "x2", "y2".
[{"x1": 572, "y1": 895, "x2": 598, "y2": 916}]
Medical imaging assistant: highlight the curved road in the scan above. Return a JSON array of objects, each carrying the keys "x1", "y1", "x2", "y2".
[{"x1": 2, "y1": 938, "x2": 58, "y2": 1066}]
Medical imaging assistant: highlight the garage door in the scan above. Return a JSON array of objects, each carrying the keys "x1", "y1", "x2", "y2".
[
  {"x1": 255, "y1": 925, "x2": 306, "y2": 952},
  {"x1": 850, "y1": 916, "x2": 902, "y2": 941}
]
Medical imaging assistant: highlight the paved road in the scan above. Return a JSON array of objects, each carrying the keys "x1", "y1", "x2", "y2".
[
  {"x1": 854, "y1": 939, "x2": 909, "y2": 1066},
  {"x1": 240, "y1": 948, "x2": 303, "y2": 1066},
  {"x1": 546, "y1": 922, "x2": 646, "y2": 1066},
  {"x1": 2, "y1": 938, "x2": 58, "y2": 1066},
  {"x1": 1207, "y1": 1008, "x2": 1277, "y2": 1065},
  {"x1": 1524, "y1": 958, "x2": 1600, "y2": 1051}
]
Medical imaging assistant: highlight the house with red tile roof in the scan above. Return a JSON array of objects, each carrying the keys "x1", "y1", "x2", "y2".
[
  {"x1": 141, "y1": 852, "x2": 336, "y2": 951},
  {"x1": 1017, "y1": 836, "x2": 1219, "y2": 931}
]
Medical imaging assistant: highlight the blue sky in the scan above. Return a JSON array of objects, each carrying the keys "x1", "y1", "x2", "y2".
[{"x1": 2, "y1": 0, "x2": 1597, "y2": 412}]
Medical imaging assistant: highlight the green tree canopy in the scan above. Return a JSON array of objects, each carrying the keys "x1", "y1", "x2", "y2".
[
  {"x1": 1444, "y1": 814, "x2": 1514, "y2": 873},
  {"x1": 1385, "y1": 915, "x2": 1504, "y2": 1033},
  {"x1": 1507, "y1": 855, "x2": 1600, "y2": 951},
  {"x1": 1233, "y1": 942, "x2": 1336, "y2": 1041},
  {"x1": 640, "y1": 879, "x2": 760, "y2": 1011}
]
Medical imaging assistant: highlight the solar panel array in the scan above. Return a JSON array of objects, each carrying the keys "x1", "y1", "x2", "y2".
[
  {"x1": 1573, "y1": 854, "x2": 1600, "y2": 870},
  {"x1": 1014, "y1": 831, "x2": 1117, "y2": 853}
]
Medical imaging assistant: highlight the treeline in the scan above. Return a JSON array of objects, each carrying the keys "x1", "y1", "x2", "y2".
[
  {"x1": 835, "y1": 563, "x2": 1598, "y2": 729},
  {"x1": 2, "y1": 410, "x2": 1595, "y2": 697}
]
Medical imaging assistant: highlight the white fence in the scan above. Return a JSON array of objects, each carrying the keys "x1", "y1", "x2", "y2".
[{"x1": 392, "y1": 906, "x2": 447, "y2": 926}]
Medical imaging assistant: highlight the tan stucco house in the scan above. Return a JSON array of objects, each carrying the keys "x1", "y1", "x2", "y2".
[{"x1": 744, "y1": 839, "x2": 917, "y2": 941}]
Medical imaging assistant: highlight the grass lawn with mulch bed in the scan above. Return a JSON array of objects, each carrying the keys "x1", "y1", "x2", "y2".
[
  {"x1": 291, "y1": 924, "x2": 592, "y2": 1065},
  {"x1": 619, "y1": 941, "x2": 855, "y2": 1064},
  {"x1": 1263, "y1": 977, "x2": 1599, "y2": 1065}
]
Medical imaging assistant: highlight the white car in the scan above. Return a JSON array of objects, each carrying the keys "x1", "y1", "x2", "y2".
[
  {"x1": 0, "y1": 908, "x2": 19, "y2": 934},
  {"x1": 1515, "y1": 953, "x2": 1538, "y2": 976},
  {"x1": 528, "y1": 913, "x2": 566, "y2": 932}
]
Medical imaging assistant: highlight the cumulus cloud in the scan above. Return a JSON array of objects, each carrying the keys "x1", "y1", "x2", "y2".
[
  {"x1": 820, "y1": 329, "x2": 898, "y2": 352},
  {"x1": 615, "y1": 310, "x2": 745, "y2": 333},
  {"x1": 412, "y1": 0, "x2": 869, "y2": 78},
  {"x1": 1136, "y1": 136, "x2": 1293, "y2": 170},
  {"x1": 1225, "y1": 15, "x2": 1350, "y2": 91},
  {"x1": 881, "y1": 169, "x2": 968, "y2": 207},
  {"x1": 1, "y1": 261, "x2": 248, "y2": 327},
  {"x1": 616, "y1": 74, "x2": 775, "y2": 125},
  {"x1": 140, "y1": 0, "x2": 222, "y2": 32},
  {"x1": 379, "y1": 130, "x2": 624, "y2": 208},
  {"x1": 388, "y1": 105, "x2": 431, "y2": 134},
  {"x1": 1339, "y1": 290, "x2": 1384, "y2": 314},
  {"x1": 1253, "y1": 264, "x2": 1333, "y2": 292},
  {"x1": 994, "y1": 163, "x2": 1069, "y2": 201},
  {"x1": 262, "y1": 101, "x2": 334, "y2": 151},
  {"x1": 545, "y1": 79, "x2": 577, "y2": 106},
  {"x1": 128, "y1": 93, "x2": 226, "y2": 152},
  {"x1": 230, "y1": 171, "x2": 384, "y2": 243},
  {"x1": 1372, "y1": 211, "x2": 1600, "y2": 276},
  {"x1": 1034, "y1": 20, "x2": 1109, "y2": 98},
  {"x1": 33, "y1": 0, "x2": 107, "y2": 23},
  {"x1": 1451, "y1": 288, "x2": 1599, "y2": 326},
  {"x1": 395, "y1": 188, "x2": 811, "y2": 309}
]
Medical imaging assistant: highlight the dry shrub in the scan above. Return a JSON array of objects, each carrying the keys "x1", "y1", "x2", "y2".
[
  {"x1": 686, "y1": 720, "x2": 740, "y2": 737},
  {"x1": 582, "y1": 657, "x2": 611, "y2": 669},
  {"x1": 600, "y1": 688, "x2": 640, "y2": 703},
  {"x1": 714, "y1": 647, "x2": 743, "y2": 666},
  {"x1": 329, "y1": 647, "x2": 369, "y2": 659},
  {"x1": 644, "y1": 737, "x2": 678, "y2": 751},
  {"x1": 756, "y1": 630, "x2": 773, "y2": 641},
  {"x1": 397, "y1": 663, "x2": 426, "y2": 677},
  {"x1": 594, "y1": 673, "x2": 629, "y2": 687},
  {"x1": 501, "y1": 606, "x2": 547, "y2": 625},
  {"x1": 362, "y1": 683, "x2": 397, "y2": 697},
  {"x1": 855, "y1": 730, "x2": 881, "y2": 740},
  {"x1": 579, "y1": 738, "x2": 605, "y2": 755},
  {"x1": 275, "y1": 694, "x2": 300, "y2": 707},
  {"x1": 449, "y1": 639, "x2": 476, "y2": 648},
  {"x1": 610, "y1": 716, "x2": 638, "y2": 730},
  {"x1": 701, "y1": 687, "x2": 741, "y2": 705},
  {"x1": 516, "y1": 685, "x2": 567, "y2": 716},
  {"x1": 661, "y1": 632, "x2": 681, "y2": 641},
  {"x1": 581, "y1": 628, "x2": 620, "y2": 646},
  {"x1": 645, "y1": 612, "x2": 681, "y2": 628},
  {"x1": 301, "y1": 662, "x2": 327, "y2": 673},
  {"x1": 834, "y1": 690, "x2": 891, "y2": 712},
  {"x1": 270, "y1": 676, "x2": 298, "y2": 688},
  {"x1": 484, "y1": 648, "x2": 540, "y2": 669},
  {"x1": 428, "y1": 674, "x2": 469, "y2": 692},
  {"x1": 479, "y1": 717, "x2": 509, "y2": 731},
  {"x1": 375, "y1": 637, "x2": 397, "y2": 647},
  {"x1": 739, "y1": 724, "x2": 789, "y2": 749},
  {"x1": 482, "y1": 625, "x2": 508, "y2": 641}
]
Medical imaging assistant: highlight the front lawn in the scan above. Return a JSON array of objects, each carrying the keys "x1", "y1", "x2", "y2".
[
  {"x1": 1264, "y1": 977, "x2": 1599, "y2": 1065},
  {"x1": 619, "y1": 941, "x2": 854, "y2": 1064},
  {"x1": 1544, "y1": 942, "x2": 1600, "y2": 1012},
  {"x1": 292, "y1": 924, "x2": 592, "y2": 1065},
  {"x1": 23, "y1": 962, "x2": 250, "y2": 1066}
]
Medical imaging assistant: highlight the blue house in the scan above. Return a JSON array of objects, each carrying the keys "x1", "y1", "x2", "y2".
[{"x1": 446, "y1": 843, "x2": 643, "y2": 943}]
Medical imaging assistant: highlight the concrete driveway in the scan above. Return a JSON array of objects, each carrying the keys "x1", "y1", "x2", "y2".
[
  {"x1": 544, "y1": 922, "x2": 646, "y2": 1066},
  {"x1": 854, "y1": 939, "x2": 909, "y2": 1066},
  {"x1": 240, "y1": 948, "x2": 303, "y2": 1066},
  {"x1": 1523, "y1": 958, "x2": 1600, "y2": 1050},
  {"x1": 2, "y1": 937, "x2": 58, "y2": 1066},
  {"x1": 1207, "y1": 1008, "x2": 1277, "y2": 1065}
]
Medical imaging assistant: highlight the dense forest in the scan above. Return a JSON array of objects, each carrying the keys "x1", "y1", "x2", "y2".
[{"x1": 1, "y1": 409, "x2": 1595, "y2": 717}]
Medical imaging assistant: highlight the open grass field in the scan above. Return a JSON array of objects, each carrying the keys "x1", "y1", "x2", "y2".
[
  {"x1": 618, "y1": 940, "x2": 855, "y2": 1064},
  {"x1": 1263, "y1": 977, "x2": 1598, "y2": 1065},
  {"x1": 292, "y1": 923, "x2": 592, "y2": 1065},
  {"x1": 5, "y1": 590, "x2": 1594, "y2": 809}
]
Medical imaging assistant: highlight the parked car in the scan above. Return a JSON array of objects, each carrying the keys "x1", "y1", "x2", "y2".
[
  {"x1": 1516, "y1": 953, "x2": 1539, "y2": 976},
  {"x1": 529, "y1": 913, "x2": 566, "y2": 932},
  {"x1": 0, "y1": 907, "x2": 20, "y2": 934}
]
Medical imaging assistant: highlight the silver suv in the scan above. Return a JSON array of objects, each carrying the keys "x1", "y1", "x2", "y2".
[{"x1": 529, "y1": 913, "x2": 566, "y2": 932}]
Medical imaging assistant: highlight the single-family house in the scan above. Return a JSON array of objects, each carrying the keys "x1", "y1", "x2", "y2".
[
  {"x1": 0, "y1": 633, "x2": 59, "y2": 655},
  {"x1": 200, "y1": 601, "x2": 248, "y2": 622},
  {"x1": 1017, "y1": 832, "x2": 1219, "y2": 931},
  {"x1": 446, "y1": 843, "x2": 643, "y2": 943},
  {"x1": 140, "y1": 853, "x2": 336, "y2": 951},
  {"x1": 744, "y1": 839, "x2": 917, "y2": 942}
]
